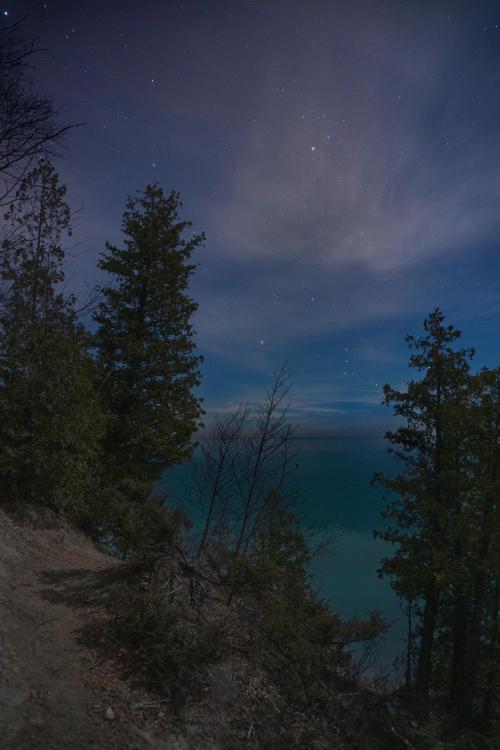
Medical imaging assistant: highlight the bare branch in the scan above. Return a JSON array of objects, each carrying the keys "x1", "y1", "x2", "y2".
[{"x1": 0, "y1": 22, "x2": 79, "y2": 202}]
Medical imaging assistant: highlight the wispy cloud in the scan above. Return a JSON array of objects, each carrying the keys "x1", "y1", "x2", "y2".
[
  {"x1": 35, "y1": 0, "x2": 499, "y2": 423},
  {"x1": 194, "y1": 2, "x2": 500, "y2": 359},
  {"x1": 210, "y1": 7, "x2": 500, "y2": 271}
]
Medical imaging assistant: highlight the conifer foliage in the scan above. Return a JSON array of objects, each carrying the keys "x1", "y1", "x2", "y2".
[
  {"x1": 374, "y1": 309, "x2": 499, "y2": 726},
  {"x1": 0, "y1": 160, "x2": 103, "y2": 524},
  {"x1": 94, "y1": 185, "x2": 204, "y2": 536}
]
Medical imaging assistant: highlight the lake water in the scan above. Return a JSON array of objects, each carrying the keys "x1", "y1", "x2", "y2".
[{"x1": 163, "y1": 437, "x2": 404, "y2": 669}]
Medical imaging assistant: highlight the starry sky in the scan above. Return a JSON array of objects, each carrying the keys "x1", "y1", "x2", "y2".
[{"x1": 8, "y1": 0, "x2": 500, "y2": 435}]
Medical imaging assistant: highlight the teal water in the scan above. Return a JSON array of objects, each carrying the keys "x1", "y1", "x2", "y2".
[
  {"x1": 292, "y1": 438, "x2": 398, "y2": 616},
  {"x1": 163, "y1": 437, "x2": 404, "y2": 668}
]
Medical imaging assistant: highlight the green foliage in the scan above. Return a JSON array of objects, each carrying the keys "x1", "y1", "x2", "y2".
[
  {"x1": 0, "y1": 160, "x2": 104, "y2": 526},
  {"x1": 251, "y1": 493, "x2": 311, "y2": 580},
  {"x1": 205, "y1": 491, "x2": 311, "y2": 597},
  {"x1": 374, "y1": 309, "x2": 499, "y2": 727},
  {"x1": 258, "y1": 574, "x2": 387, "y2": 695},
  {"x1": 103, "y1": 489, "x2": 189, "y2": 558},
  {"x1": 94, "y1": 184, "x2": 204, "y2": 518}
]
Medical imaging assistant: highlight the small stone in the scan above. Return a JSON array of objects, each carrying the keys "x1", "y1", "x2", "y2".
[{"x1": 104, "y1": 706, "x2": 115, "y2": 720}]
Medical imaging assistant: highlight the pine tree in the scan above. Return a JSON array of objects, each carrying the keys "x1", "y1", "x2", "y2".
[
  {"x1": 474, "y1": 368, "x2": 500, "y2": 724},
  {"x1": 0, "y1": 160, "x2": 103, "y2": 526},
  {"x1": 94, "y1": 185, "x2": 204, "y2": 545},
  {"x1": 373, "y1": 308, "x2": 474, "y2": 702},
  {"x1": 448, "y1": 366, "x2": 500, "y2": 723}
]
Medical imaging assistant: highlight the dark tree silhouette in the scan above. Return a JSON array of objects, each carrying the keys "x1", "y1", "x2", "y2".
[
  {"x1": 94, "y1": 185, "x2": 204, "y2": 551},
  {"x1": 0, "y1": 160, "x2": 103, "y2": 523}
]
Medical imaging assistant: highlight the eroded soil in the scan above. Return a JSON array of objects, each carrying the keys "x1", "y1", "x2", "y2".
[{"x1": 0, "y1": 508, "x2": 179, "y2": 750}]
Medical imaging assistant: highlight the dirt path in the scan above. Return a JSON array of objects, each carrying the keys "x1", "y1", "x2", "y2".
[{"x1": 0, "y1": 509, "x2": 176, "y2": 750}]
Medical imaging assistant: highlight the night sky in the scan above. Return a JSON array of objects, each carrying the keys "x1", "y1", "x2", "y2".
[{"x1": 9, "y1": 0, "x2": 500, "y2": 435}]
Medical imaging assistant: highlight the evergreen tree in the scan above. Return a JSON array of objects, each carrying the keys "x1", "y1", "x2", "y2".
[
  {"x1": 0, "y1": 159, "x2": 103, "y2": 526},
  {"x1": 374, "y1": 312, "x2": 500, "y2": 729},
  {"x1": 445, "y1": 366, "x2": 500, "y2": 723},
  {"x1": 473, "y1": 368, "x2": 500, "y2": 724},
  {"x1": 373, "y1": 309, "x2": 474, "y2": 702},
  {"x1": 94, "y1": 185, "x2": 204, "y2": 545}
]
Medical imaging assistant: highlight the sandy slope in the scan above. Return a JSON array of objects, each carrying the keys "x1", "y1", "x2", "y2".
[{"x1": 0, "y1": 507, "x2": 178, "y2": 750}]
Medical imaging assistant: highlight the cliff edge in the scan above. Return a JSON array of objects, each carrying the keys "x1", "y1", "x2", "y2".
[{"x1": 1, "y1": 506, "x2": 494, "y2": 750}]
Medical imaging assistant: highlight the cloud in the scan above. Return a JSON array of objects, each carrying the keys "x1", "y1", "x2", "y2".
[
  {"x1": 193, "y1": 250, "x2": 427, "y2": 361},
  {"x1": 209, "y1": 5, "x2": 500, "y2": 273},
  {"x1": 191, "y1": 1, "x2": 500, "y2": 361},
  {"x1": 36, "y1": 0, "x2": 499, "y2": 409}
]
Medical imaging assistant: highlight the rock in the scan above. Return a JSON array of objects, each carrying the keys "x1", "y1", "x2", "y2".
[{"x1": 104, "y1": 706, "x2": 115, "y2": 721}]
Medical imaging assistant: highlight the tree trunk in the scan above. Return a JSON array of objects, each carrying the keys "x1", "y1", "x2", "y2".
[
  {"x1": 449, "y1": 590, "x2": 467, "y2": 721},
  {"x1": 405, "y1": 597, "x2": 414, "y2": 688},
  {"x1": 416, "y1": 580, "x2": 439, "y2": 700},
  {"x1": 461, "y1": 532, "x2": 490, "y2": 722},
  {"x1": 482, "y1": 577, "x2": 499, "y2": 722}
]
